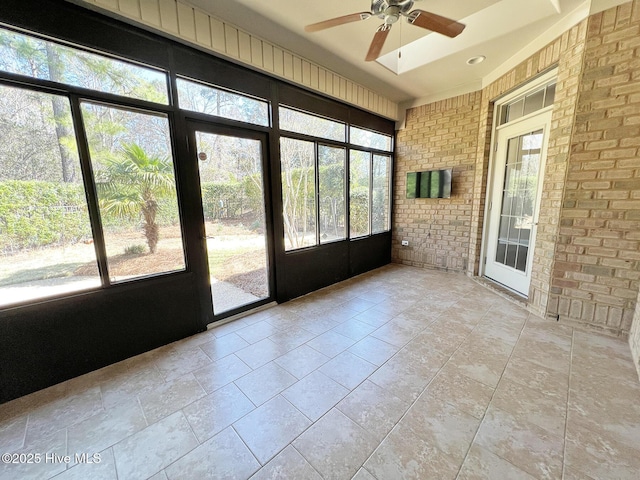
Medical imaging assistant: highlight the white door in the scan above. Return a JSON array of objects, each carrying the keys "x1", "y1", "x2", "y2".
[{"x1": 484, "y1": 111, "x2": 552, "y2": 296}]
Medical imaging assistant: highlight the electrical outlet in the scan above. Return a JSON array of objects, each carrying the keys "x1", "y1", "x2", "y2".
[{"x1": 401, "y1": 240, "x2": 409, "y2": 246}]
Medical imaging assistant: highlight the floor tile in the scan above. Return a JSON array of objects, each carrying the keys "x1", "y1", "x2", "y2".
[
  {"x1": 235, "y1": 338, "x2": 289, "y2": 369},
  {"x1": 154, "y1": 346, "x2": 213, "y2": 382},
  {"x1": 274, "y1": 344, "x2": 330, "y2": 379},
  {"x1": 330, "y1": 318, "x2": 377, "y2": 341},
  {"x1": 0, "y1": 414, "x2": 26, "y2": 452},
  {"x1": 336, "y1": 380, "x2": 408, "y2": 441},
  {"x1": 235, "y1": 320, "x2": 282, "y2": 344},
  {"x1": 234, "y1": 395, "x2": 311, "y2": 465},
  {"x1": 138, "y1": 374, "x2": 206, "y2": 424},
  {"x1": 234, "y1": 362, "x2": 297, "y2": 406},
  {"x1": 475, "y1": 406, "x2": 564, "y2": 480},
  {"x1": 24, "y1": 386, "x2": 103, "y2": 442},
  {"x1": 250, "y1": 446, "x2": 322, "y2": 480},
  {"x1": 347, "y1": 336, "x2": 399, "y2": 366},
  {"x1": 501, "y1": 355, "x2": 569, "y2": 398},
  {"x1": 446, "y1": 338, "x2": 512, "y2": 388},
  {"x1": 491, "y1": 377, "x2": 566, "y2": 437},
  {"x1": 564, "y1": 420, "x2": 640, "y2": 480},
  {"x1": 306, "y1": 330, "x2": 356, "y2": 358},
  {"x1": 183, "y1": 383, "x2": 255, "y2": 443},
  {"x1": 268, "y1": 326, "x2": 317, "y2": 352},
  {"x1": 100, "y1": 366, "x2": 166, "y2": 409},
  {"x1": 364, "y1": 422, "x2": 460, "y2": 480},
  {"x1": 351, "y1": 468, "x2": 377, "y2": 480},
  {"x1": 0, "y1": 428, "x2": 67, "y2": 480},
  {"x1": 52, "y1": 448, "x2": 117, "y2": 480},
  {"x1": 457, "y1": 444, "x2": 536, "y2": 480},
  {"x1": 165, "y1": 427, "x2": 260, "y2": 480},
  {"x1": 352, "y1": 308, "x2": 395, "y2": 328},
  {"x1": 370, "y1": 319, "x2": 424, "y2": 347},
  {"x1": 198, "y1": 333, "x2": 250, "y2": 362},
  {"x1": 192, "y1": 354, "x2": 252, "y2": 394},
  {"x1": 294, "y1": 409, "x2": 377, "y2": 480},
  {"x1": 402, "y1": 393, "x2": 481, "y2": 463},
  {"x1": 67, "y1": 400, "x2": 147, "y2": 456},
  {"x1": 318, "y1": 351, "x2": 377, "y2": 390},
  {"x1": 282, "y1": 371, "x2": 349, "y2": 421},
  {"x1": 112, "y1": 411, "x2": 198, "y2": 480},
  {"x1": 425, "y1": 364, "x2": 494, "y2": 419}
]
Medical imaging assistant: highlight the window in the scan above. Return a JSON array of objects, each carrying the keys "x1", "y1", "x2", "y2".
[
  {"x1": 0, "y1": 27, "x2": 169, "y2": 104},
  {"x1": 349, "y1": 150, "x2": 370, "y2": 238},
  {"x1": 279, "y1": 106, "x2": 345, "y2": 142},
  {"x1": 372, "y1": 154, "x2": 392, "y2": 233},
  {"x1": 319, "y1": 145, "x2": 346, "y2": 243},
  {"x1": 350, "y1": 126, "x2": 393, "y2": 151},
  {"x1": 0, "y1": 84, "x2": 99, "y2": 307},
  {"x1": 281, "y1": 137, "x2": 316, "y2": 250},
  {"x1": 500, "y1": 81, "x2": 556, "y2": 125},
  {"x1": 82, "y1": 102, "x2": 186, "y2": 282},
  {"x1": 177, "y1": 77, "x2": 269, "y2": 126}
]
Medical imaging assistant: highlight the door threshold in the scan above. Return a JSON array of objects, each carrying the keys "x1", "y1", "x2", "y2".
[
  {"x1": 206, "y1": 301, "x2": 277, "y2": 330},
  {"x1": 476, "y1": 276, "x2": 528, "y2": 307}
]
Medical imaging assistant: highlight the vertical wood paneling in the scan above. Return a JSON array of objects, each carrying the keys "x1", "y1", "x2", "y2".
[
  {"x1": 263, "y1": 44, "x2": 274, "y2": 72},
  {"x1": 139, "y1": 0, "x2": 161, "y2": 26},
  {"x1": 273, "y1": 47, "x2": 284, "y2": 77},
  {"x1": 238, "y1": 31, "x2": 252, "y2": 62},
  {"x1": 158, "y1": 0, "x2": 178, "y2": 33},
  {"x1": 118, "y1": 0, "x2": 140, "y2": 17},
  {"x1": 210, "y1": 17, "x2": 225, "y2": 51},
  {"x1": 73, "y1": 0, "x2": 399, "y2": 119},
  {"x1": 293, "y1": 57, "x2": 302, "y2": 83},
  {"x1": 224, "y1": 24, "x2": 239, "y2": 57},
  {"x1": 250, "y1": 37, "x2": 263, "y2": 68},
  {"x1": 177, "y1": 3, "x2": 196, "y2": 40},
  {"x1": 96, "y1": 0, "x2": 118, "y2": 9},
  {"x1": 283, "y1": 52, "x2": 294, "y2": 79},
  {"x1": 194, "y1": 9, "x2": 211, "y2": 46}
]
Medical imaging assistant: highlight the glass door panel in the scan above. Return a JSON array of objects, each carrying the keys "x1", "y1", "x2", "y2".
[
  {"x1": 484, "y1": 112, "x2": 551, "y2": 296},
  {"x1": 195, "y1": 131, "x2": 270, "y2": 314}
]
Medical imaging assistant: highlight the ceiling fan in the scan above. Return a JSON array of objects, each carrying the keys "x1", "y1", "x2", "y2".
[{"x1": 305, "y1": 0, "x2": 466, "y2": 62}]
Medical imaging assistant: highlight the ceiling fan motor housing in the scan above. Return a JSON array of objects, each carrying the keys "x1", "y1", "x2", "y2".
[{"x1": 372, "y1": 0, "x2": 415, "y2": 17}]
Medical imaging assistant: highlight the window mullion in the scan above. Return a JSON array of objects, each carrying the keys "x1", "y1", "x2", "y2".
[
  {"x1": 69, "y1": 95, "x2": 111, "y2": 287},
  {"x1": 314, "y1": 142, "x2": 320, "y2": 246}
]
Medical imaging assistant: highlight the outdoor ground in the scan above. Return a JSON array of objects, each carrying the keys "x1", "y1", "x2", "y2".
[{"x1": 0, "y1": 219, "x2": 269, "y2": 307}]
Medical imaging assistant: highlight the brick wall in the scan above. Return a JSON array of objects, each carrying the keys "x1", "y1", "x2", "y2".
[
  {"x1": 393, "y1": 93, "x2": 481, "y2": 271},
  {"x1": 548, "y1": 1, "x2": 640, "y2": 337},
  {"x1": 393, "y1": 1, "x2": 640, "y2": 338},
  {"x1": 393, "y1": 19, "x2": 589, "y2": 312},
  {"x1": 631, "y1": 291, "x2": 640, "y2": 379}
]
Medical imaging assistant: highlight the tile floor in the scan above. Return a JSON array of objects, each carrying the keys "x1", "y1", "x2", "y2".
[{"x1": 1, "y1": 264, "x2": 640, "y2": 479}]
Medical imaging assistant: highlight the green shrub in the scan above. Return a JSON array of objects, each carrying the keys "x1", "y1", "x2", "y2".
[
  {"x1": 0, "y1": 180, "x2": 92, "y2": 253},
  {"x1": 124, "y1": 244, "x2": 146, "y2": 255}
]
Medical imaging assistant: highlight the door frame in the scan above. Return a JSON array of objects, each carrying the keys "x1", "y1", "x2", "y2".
[
  {"x1": 480, "y1": 69, "x2": 557, "y2": 297},
  {"x1": 186, "y1": 119, "x2": 277, "y2": 322}
]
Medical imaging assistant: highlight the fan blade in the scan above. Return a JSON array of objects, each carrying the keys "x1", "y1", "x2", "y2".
[
  {"x1": 305, "y1": 12, "x2": 372, "y2": 32},
  {"x1": 407, "y1": 10, "x2": 465, "y2": 38},
  {"x1": 365, "y1": 24, "x2": 391, "y2": 62}
]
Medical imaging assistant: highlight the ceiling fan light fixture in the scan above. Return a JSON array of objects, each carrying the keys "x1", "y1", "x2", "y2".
[{"x1": 467, "y1": 55, "x2": 486, "y2": 65}]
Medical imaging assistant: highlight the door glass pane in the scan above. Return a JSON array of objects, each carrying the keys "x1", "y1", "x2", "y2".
[
  {"x1": 319, "y1": 145, "x2": 346, "y2": 244},
  {"x1": 281, "y1": 137, "x2": 317, "y2": 250},
  {"x1": 82, "y1": 102, "x2": 185, "y2": 282},
  {"x1": 196, "y1": 132, "x2": 270, "y2": 314},
  {"x1": 177, "y1": 77, "x2": 269, "y2": 126},
  {"x1": 372, "y1": 154, "x2": 391, "y2": 233},
  {"x1": 350, "y1": 150, "x2": 370, "y2": 238},
  {"x1": 0, "y1": 27, "x2": 168, "y2": 104},
  {"x1": 495, "y1": 129, "x2": 542, "y2": 272},
  {"x1": 0, "y1": 85, "x2": 100, "y2": 306}
]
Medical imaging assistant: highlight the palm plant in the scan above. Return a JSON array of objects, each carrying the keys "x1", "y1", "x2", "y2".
[{"x1": 96, "y1": 143, "x2": 175, "y2": 253}]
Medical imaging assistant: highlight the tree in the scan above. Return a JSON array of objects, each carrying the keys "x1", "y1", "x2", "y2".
[{"x1": 96, "y1": 143, "x2": 175, "y2": 253}]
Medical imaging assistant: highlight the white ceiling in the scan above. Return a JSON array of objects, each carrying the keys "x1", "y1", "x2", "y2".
[{"x1": 185, "y1": 0, "x2": 626, "y2": 106}]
